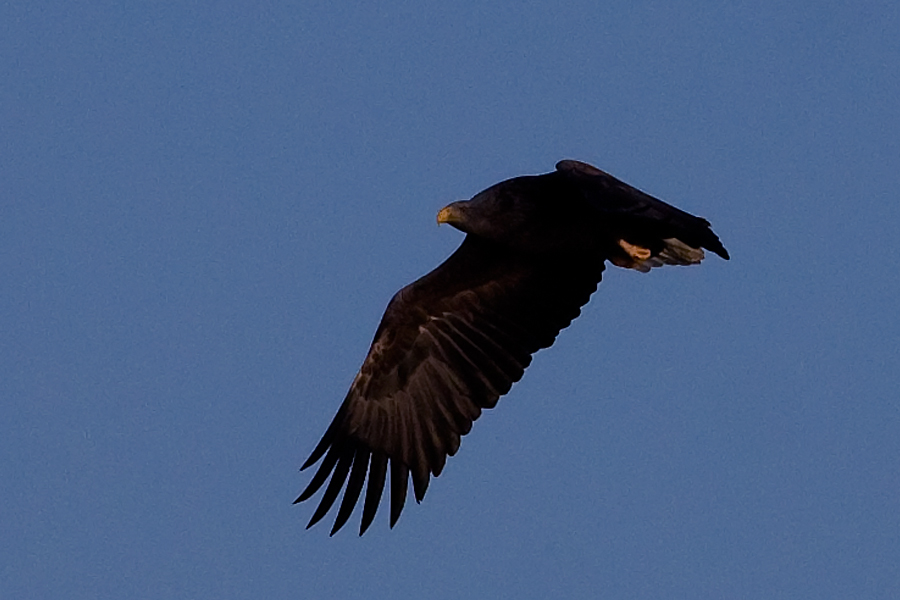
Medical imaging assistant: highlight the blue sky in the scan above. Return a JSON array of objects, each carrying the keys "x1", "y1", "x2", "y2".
[{"x1": 2, "y1": 1, "x2": 898, "y2": 598}]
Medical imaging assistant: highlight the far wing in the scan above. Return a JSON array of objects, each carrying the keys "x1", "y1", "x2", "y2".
[
  {"x1": 556, "y1": 159, "x2": 730, "y2": 261},
  {"x1": 296, "y1": 236, "x2": 604, "y2": 535}
]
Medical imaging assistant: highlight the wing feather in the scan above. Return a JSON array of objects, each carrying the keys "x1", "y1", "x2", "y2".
[
  {"x1": 331, "y1": 447, "x2": 369, "y2": 536},
  {"x1": 359, "y1": 451, "x2": 387, "y2": 535},
  {"x1": 389, "y1": 460, "x2": 409, "y2": 528},
  {"x1": 295, "y1": 443, "x2": 341, "y2": 503},
  {"x1": 306, "y1": 444, "x2": 354, "y2": 529}
]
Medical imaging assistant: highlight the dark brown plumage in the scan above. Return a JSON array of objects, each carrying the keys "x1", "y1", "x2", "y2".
[{"x1": 296, "y1": 160, "x2": 729, "y2": 535}]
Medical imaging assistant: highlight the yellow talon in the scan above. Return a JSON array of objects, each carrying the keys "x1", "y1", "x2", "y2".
[{"x1": 618, "y1": 239, "x2": 651, "y2": 260}]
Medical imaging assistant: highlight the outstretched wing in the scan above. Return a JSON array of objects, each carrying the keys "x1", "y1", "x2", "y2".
[
  {"x1": 556, "y1": 160, "x2": 730, "y2": 262},
  {"x1": 296, "y1": 236, "x2": 605, "y2": 535}
]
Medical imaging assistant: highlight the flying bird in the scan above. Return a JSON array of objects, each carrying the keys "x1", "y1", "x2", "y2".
[{"x1": 296, "y1": 160, "x2": 729, "y2": 535}]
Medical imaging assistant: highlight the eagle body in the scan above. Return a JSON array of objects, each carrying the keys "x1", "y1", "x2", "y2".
[{"x1": 297, "y1": 160, "x2": 729, "y2": 535}]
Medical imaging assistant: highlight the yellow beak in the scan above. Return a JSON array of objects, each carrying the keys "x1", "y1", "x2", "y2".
[{"x1": 436, "y1": 204, "x2": 463, "y2": 225}]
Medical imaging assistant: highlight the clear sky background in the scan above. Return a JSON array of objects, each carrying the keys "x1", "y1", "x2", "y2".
[{"x1": 2, "y1": 1, "x2": 898, "y2": 599}]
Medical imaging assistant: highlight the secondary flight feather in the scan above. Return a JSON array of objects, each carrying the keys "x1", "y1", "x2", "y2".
[{"x1": 296, "y1": 160, "x2": 729, "y2": 535}]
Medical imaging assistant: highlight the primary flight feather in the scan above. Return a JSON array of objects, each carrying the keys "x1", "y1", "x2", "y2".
[{"x1": 296, "y1": 160, "x2": 729, "y2": 535}]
